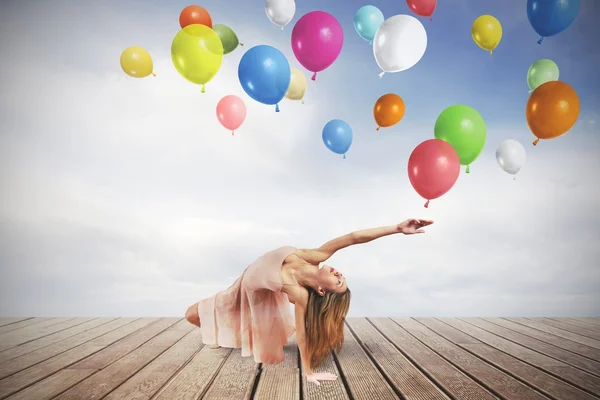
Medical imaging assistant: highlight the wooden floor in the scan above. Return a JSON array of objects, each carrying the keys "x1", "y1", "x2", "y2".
[{"x1": 0, "y1": 317, "x2": 599, "y2": 399}]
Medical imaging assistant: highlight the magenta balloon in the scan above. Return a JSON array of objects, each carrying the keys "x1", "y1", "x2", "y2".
[
  {"x1": 407, "y1": 139, "x2": 460, "y2": 208},
  {"x1": 291, "y1": 11, "x2": 344, "y2": 80}
]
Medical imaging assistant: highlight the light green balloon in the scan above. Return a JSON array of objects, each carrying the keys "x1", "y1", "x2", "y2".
[
  {"x1": 434, "y1": 105, "x2": 487, "y2": 173},
  {"x1": 527, "y1": 59, "x2": 559, "y2": 93}
]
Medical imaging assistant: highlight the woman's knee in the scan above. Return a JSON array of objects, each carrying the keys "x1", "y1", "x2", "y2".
[{"x1": 185, "y1": 302, "x2": 201, "y2": 327}]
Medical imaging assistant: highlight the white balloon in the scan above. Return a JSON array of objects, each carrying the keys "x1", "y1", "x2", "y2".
[
  {"x1": 265, "y1": 0, "x2": 296, "y2": 30},
  {"x1": 496, "y1": 139, "x2": 526, "y2": 177},
  {"x1": 373, "y1": 14, "x2": 427, "y2": 77}
]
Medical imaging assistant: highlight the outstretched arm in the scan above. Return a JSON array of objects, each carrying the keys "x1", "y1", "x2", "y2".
[{"x1": 297, "y1": 219, "x2": 433, "y2": 264}]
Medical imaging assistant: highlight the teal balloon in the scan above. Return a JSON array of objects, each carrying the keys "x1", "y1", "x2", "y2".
[
  {"x1": 434, "y1": 105, "x2": 486, "y2": 173},
  {"x1": 527, "y1": 58, "x2": 559, "y2": 93},
  {"x1": 354, "y1": 5, "x2": 384, "y2": 43}
]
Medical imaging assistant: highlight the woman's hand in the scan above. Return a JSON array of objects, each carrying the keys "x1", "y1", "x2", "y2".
[
  {"x1": 305, "y1": 372, "x2": 338, "y2": 385},
  {"x1": 397, "y1": 219, "x2": 434, "y2": 235}
]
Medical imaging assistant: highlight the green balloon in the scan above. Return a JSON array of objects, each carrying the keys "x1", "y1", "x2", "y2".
[
  {"x1": 434, "y1": 105, "x2": 486, "y2": 173},
  {"x1": 212, "y1": 24, "x2": 242, "y2": 55},
  {"x1": 527, "y1": 58, "x2": 559, "y2": 93}
]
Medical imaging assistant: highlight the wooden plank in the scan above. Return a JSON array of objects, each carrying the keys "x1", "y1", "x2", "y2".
[
  {"x1": 0, "y1": 318, "x2": 93, "y2": 351},
  {"x1": 335, "y1": 324, "x2": 396, "y2": 400},
  {"x1": 483, "y1": 318, "x2": 600, "y2": 362},
  {"x1": 532, "y1": 318, "x2": 600, "y2": 342},
  {"x1": 0, "y1": 318, "x2": 121, "y2": 366},
  {"x1": 0, "y1": 318, "x2": 164, "y2": 400},
  {"x1": 98, "y1": 324, "x2": 203, "y2": 399},
  {"x1": 369, "y1": 318, "x2": 496, "y2": 400},
  {"x1": 201, "y1": 350, "x2": 258, "y2": 400},
  {"x1": 153, "y1": 345, "x2": 230, "y2": 399},
  {"x1": 561, "y1": 318, "x2": 600, "y2": 332},
  {"x1": 507, "y1": 318, "x2": 600, "y2": 351},
  {"x1": 0, "y1": 319, "x2": 56, "y2": 335},
  {"x1": 255, "y1": 334, "x2": 300, "y2": 400},
  {"x1": 303, "y1": 352, "x2": 349, "y2": 400},
  {"x1": 420, "y1": 318, "x2": 597, "y2": 400},
  {"x1": 346, "y1": 317, "x2": 450, "y2": 400},
  {"x1": 464, "y1": 318, "x2": 600, "y2": 377},
  {"x1": 443, "y1": 318, "x2": 600, "y2": 396},
  {"x1": 0, "y1": 320, "x2": 31, "y2": 329},
  {"x1": 396, "y1": 318, "x2": 549, "y2": 400}
]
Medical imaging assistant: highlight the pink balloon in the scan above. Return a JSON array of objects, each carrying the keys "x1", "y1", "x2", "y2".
[
  {"x1": 216, "y1": 95, "x2": 247, "y2": 135},
  {"x1": 291, "y1": 11, "x2": 344, "y2": 81},
  {"x1": 408, "y1": 139, "x2": 460, "y2": 208}
]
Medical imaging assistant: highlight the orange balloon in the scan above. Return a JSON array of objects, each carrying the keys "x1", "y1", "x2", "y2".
[
  {"x1": 374, "y1": 93, "x2": 405, "y2": 131},
  {"x1": 179, "y1": 5, "x2": 212, "y2": 29},
  {"x1": 526, "y1": 81, "x2": 580, "y2": 146}
]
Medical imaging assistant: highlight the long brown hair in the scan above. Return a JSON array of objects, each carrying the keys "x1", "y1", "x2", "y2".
[{"x1": 304, "y1": 287, "x2": 351, "y2": 369}]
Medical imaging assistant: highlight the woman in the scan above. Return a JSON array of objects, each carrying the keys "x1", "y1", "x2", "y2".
[{"x1": 185, "y1": 218, "x2": 433, "y2": 385}]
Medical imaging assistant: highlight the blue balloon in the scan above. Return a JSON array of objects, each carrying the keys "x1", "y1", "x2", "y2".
[
  {"x1": 527, "y1": 0, "x2": 580, "y2": 44},
  {"x1": 354, "y1": 5, "x2": 384, "y2": 43},
  {"x1": 238, "y1": 45, "x2": 291, "y2": 112},
  {"x1": 322, "y1": 119, "x2": 353, "y2": 158}
]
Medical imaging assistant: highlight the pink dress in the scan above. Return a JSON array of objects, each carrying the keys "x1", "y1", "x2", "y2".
[{"x1": 197, "y1": 246, "x2": 297, "y2": 365}]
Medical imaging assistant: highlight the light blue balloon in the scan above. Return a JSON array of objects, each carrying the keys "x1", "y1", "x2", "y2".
[
  {"x1": 322, "y1": 119, "x2": 353, "y2": 158},
  {"x1": 354, "y1": 5, "x2": 384, "y2": 43}
]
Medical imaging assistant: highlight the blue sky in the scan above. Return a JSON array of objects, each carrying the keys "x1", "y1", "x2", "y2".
[{"x1": 0, "y1": 0, "x2": 598, "y2": 318}]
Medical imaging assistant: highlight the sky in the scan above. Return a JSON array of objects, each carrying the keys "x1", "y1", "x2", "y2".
[{"x1": 0, "y1": 0, "x2": 599, "y2": 318}]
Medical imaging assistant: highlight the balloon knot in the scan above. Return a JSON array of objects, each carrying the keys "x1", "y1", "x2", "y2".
[
  {"x1": 301, "y1": 99, "x2": 304, "y2": 104},
  {"x1": 537, "y1": 37, "x2": 544, "y2": 44},
  {"x1": 239, "y1": 42, "x2": 244, "y2": 46},
  {"x1": 533, "y1": 138, "x2": 539, "y2": 146},
  {"x1": 429, "y1": 17, "x2": 433, "y2": 21},
  {"x1": 343, "y1": 153, "x2": 346, "y2": 159},
  {"x1": 275, "y1": 103, "x2": 280, "y2": 112},
  {"x1": 424, "y1": 200, "x2": 430, "y2": 208},
  {"x1": 281, "y1": 26, "x2": 284, "y2": 31},
  {"x1": 376, "y1": 126, "x2": 380, "y2": 131},
  {"x1": 466, "y1": 165, "x2": 470, "y2": 174},
  {"x1": 369, "y1": 41, "x2": 373, "y2": 45},
  {"x1": 311, "y1": 72, "x2": 317, "y2": 81},
  {"x1": 151, "y1": 72, "x2": 156, "y2": 77},
  {"x1": 489, "y1": 50, "x2": 493, "y2": 55},
  {"x1": 378, "y1": 71, "x2": 385, "y2": 78},
  {"x1": 201, "y1": 85, "x2": 206, "y2": 93},
  {"x1": 232, "y1": 131, "x2": 235, "y2": 136},
  {"x1": 528, "y1": 89, "x2": 533, "y2": 94},
  {"x1": 513, "y1": 175, "x2": 516, "y2": 181}
]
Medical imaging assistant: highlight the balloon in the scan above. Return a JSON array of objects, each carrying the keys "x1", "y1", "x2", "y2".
[
  {"x1": 216, "y1": 95, "x2": 247, "y2": 136},
  {"x1": 434, "y1": 105, "x2": 486, "y2": 174},
  {"x1": 238, "y1": 45, "x2": 291, "y2": 112},
  {"x1": 406, "y1": 0, "x2": 437, "y2": 20},
  {"x1": 265, "y1": 0, "x2": 296, "y2": 30},
  {"x1": 527, "y1": 0, "x2": 580, "y2": 44},
  {"x1": 373, "y1": 15, "x2": 427, "y2": 78},
  {"x1": 373, "y1": 94, "x2": 405, "y2": 131},
  {"x1": 120, "y1": 47, "x2": 155, "y2": 78},
  {"x1": 291, "y1": 11, "x2": 344, "y2": 81},
  {"x1": 527, "y1": 59, "x2": 559, "y2": 93},
  {"x1": 471, "y1": 15, "x2": 502, "y2": 54},
  {"x1": 171, "y1": 24, "x2": 224, "y2": 93},
  {"x1": 354, "y1": 6, "x2": 384, "y2": 43},
  {"x1": 212, "y1": 24, "x2": 243, "y2": 55},
  {"x1": 408, "y1": 139, "x2": 460, "y2": 208},
  {"x1": 322, "y1": 119, "x2": 353, "y2": 158},
  {"x1": 526, "y1": 81, "x2": 580, "y2": 146},
  {"x1": 179, "y1": 5, "x2": 212, "y2": 28},
  {"x1": 285, "y1": 67, "x2": 307, "y2": 104},
  {"x1": 496, "y1": 139, "x2": 526, "y2": 179}
]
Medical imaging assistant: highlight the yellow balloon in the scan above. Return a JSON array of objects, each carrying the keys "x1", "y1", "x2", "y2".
[
  {"x1": 171, "y1": 24, "x2": 224, "y2": 93},
  {"x1": 120, "y1": 46, "x2": 155, "y2": 78},
  {"x1": 285, "y1": 67, "x2": 307, "y2": 104},
  {"x1": 472, "y1": 15, "x2": 502, "y2": 54}
]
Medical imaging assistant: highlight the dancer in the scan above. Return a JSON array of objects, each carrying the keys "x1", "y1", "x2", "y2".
[{"x1": 185, "y1": 218, "x2": 433, "y2": 385}]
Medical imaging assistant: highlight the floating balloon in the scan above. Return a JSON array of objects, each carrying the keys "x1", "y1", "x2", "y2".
[
  {"x1": 285, "y1": 67, "x2": 307, "y2": 104},
  {"x1": 217, "y1": 95, "x2": 247, "y2": 136},
  {"x1": 527, "y1": 59, "x2": 559, "y2": 93},
  {"x1": 265, "y1": 0, "x2": 296, "y2": 30},
  {"x1": 354, "y1": 6, "x2": 384, "y2": 44},
  {"x1": 373, "y1": 15, "x2": 427, "y2": 78},
  {"x1": 171, "y1": 24, "x2": 224, "y2": 93},
  {"x1": 496, "y1": 139, "x2": 526, "y2": 179},
  {"x1": 179, "y1": 5, "x2": 212, "y2": 28},
  {"x1": 120, "y1": 47, "x2": 155, "y2": 78},
  {"x1": 373, "y1": 94, "x2": 405, "y2": 131},
  {"x1": 291, "y1": 11, "x2": 344, "y2": 81},
  {"x1": 526, "y1": 81, "x2": 580, "y2": 146},
  {"x1": 238, "y1": 45, "x2": 291, "y2": 112},
  {"x1": 434, "y1": 105, "x2": 486, "y2": 174},
  {"x1": 527, "y1": 0, "x2": 580, "y2": 44},
  {"x1": 406, "y1": 0, "x2": 437, "y2": 20},
  {"x1": 408, "y1": 139, "x2": 460, "y2": 208},
  {"x1": 472, "y1": 15, "x2": 502, "y2": 54},
  {"x1": 322, "y1": 119, "x2": 353, "y2": 158},
  {"x1": 213, "y1": 24, "x2": 243, "y2": 54}
]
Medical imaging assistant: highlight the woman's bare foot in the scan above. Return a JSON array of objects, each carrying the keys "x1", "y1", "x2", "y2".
[{"x1": 209, "y1": 344, "x2": 221, "y2": 349}]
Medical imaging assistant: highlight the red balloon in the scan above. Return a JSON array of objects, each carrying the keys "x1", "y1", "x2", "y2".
[
  {"x1": 408, "y1": 139, "x2": 460, "y2": 208},
  {"x1": 179, "y1": 5, "x2": 212, "y2": 29},
  {"x1": 406, "y1": 0, "x2": 437, "y2": 20}
]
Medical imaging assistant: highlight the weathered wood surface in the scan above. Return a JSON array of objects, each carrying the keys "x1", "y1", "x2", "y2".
[{"x1": 0, "y1": 317, "x2": 598, "y2": 399}]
